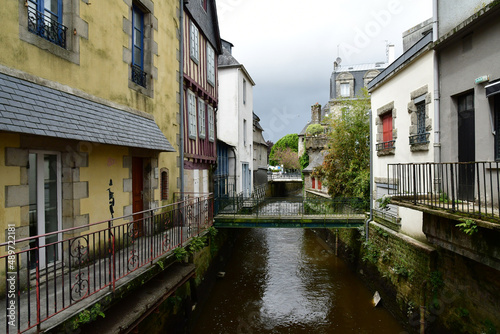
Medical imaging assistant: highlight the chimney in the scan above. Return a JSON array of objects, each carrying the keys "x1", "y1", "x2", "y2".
[
  {"x1": 311, "y1": 103, "x2": 321, "y2": 124},
  {"x1": 387, "y1": 44, "x2": 395, "y2": 64}
]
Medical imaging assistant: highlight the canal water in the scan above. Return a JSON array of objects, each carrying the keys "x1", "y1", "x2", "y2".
[{"x1": 191, "y1": 228, "x2": 405, "y2": 333}]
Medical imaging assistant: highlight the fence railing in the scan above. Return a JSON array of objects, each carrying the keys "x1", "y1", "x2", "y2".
[
  {"x1": 214, "y1": 197, "x2": 368, "y2": 218},
  {"x1": 0, "y1": 195, "x2": 213, "y2": 334},
  {"x1": 27, "y1": 5, "x2": 67, "y2": 48},
  {"x1": 267, "y1": 170, "x2": 302, "y2": 181},
  {"x1": 388, "y1": 162, "x2": 500, "y2": 222}
]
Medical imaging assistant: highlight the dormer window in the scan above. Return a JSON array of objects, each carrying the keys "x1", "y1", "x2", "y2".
[{"x1": 340, "y1": 83, "x2": 350, "y2": 97}]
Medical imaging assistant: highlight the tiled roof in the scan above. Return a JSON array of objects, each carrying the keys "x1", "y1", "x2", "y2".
[{"x1": 0, "y1": 73, "x2": 175, "y2": 152}]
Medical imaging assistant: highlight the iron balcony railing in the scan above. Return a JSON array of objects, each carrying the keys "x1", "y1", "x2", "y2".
[
  {"x1": 388, "y1": 162, "x2": 500, "y2": 222},
  {"x1": 214, "y1": 197, "x2": 368, "y2": 218},
  {"x1": 131, "y1": 65, "x2": 147, "y2": 88},
  {"x1": 409, "y1": 132, "x2": 430, "y2": 145},
  {"x1": 376, "y1": 140, "x2": 395, "y2": 151},
  {"x1": 27, "y1": 6, "x2": 67, "y2": 48},
  {"x1": 0, "y1": 195, "x2": 213, "y2": 333}
]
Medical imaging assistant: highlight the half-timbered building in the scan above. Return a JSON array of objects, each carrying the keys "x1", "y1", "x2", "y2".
[{"x1": 182, "y1": 0, "x2": 222, "y2": 196}]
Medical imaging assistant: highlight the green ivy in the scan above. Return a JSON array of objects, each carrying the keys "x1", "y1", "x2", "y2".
[
  {"x1": 362, "y1": 240, "x2": 379, "y2": 264},
  {"x1": 72, "y1": 303, "x2": 105, "y2": 329},
  {"x1": 173, "y1": 246, "x2": 188, "y2": 262}
]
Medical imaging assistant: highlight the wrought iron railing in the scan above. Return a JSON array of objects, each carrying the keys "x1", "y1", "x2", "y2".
[
  {"x1": 214, "y1": 197, "x2": 368, "y2": 218},
  {"x1": 388, "y1": 162, "x2": 500, "y2": 222},
  {"x1": 0, "y1": 196, "x2": 213, "y2": 333},
  {"x1": 131, "y1": 65, "x2": 147, "y2": 88},
  {"x1": 409, "y1": 133, "x2": 430, "y2": 145},
  {"x1": 376, "y1": 140, "x2": 395, "y2": 151},
  {"x1": 27, "y1": 6, "x2": 67, "y2": 48}
]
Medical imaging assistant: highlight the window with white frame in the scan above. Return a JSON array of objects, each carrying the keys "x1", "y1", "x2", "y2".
[
  {"x1": 208, "y1": 105, "x2": 215, "y2": 142},
  {"x1": 207, "y1": 44, "x2": 215, "y2": 86},
  {"x1": 198, "y1": 98, "x2": 206, "y2": 139},
  {"x1": 340, "y1": 83, "x2": 350, "y2": 97},
  {"x1": 187, "y1": 90, "x2": 197, "y2": 139},
  {"x1": 190, "y1": 21, "x2": 199, "y2": 63}
]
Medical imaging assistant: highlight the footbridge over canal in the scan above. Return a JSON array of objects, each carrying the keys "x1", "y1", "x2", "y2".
[{"x1": 214, "y1": 197, "x2": 368, "y2": 228}]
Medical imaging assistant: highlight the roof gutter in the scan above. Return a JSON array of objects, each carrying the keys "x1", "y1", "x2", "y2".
[{"x1": 433, "y1": 0, "x2": 441, "y2": 164}]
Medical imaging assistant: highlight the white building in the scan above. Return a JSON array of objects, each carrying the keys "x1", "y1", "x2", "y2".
[
  {"x1": 367, "y1": 22, "x2": 434, "y2": 241},
  {"x1": 217, "y1": 40, "x2": 255, "y2": 197}
]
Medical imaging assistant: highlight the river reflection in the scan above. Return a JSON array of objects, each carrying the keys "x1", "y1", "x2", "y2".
[{"x1": 191, "y1": 228, "x2": 404, "y2": 334}]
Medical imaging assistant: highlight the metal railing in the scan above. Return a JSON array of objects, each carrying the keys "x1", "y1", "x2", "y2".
[
  {"x1": 27, "y1": 6, "x2": 67, "y2": 48},
  {"x1": 131, "y1": 65, "x2": 147, "y2": 88},
  {"x1": 388, "y1": 162, "x2": 500, "y2": 222},
  {"x1": 215, "y1": 197, "x2": 368, "y2": 218},
  {"x1": 267, "y1": 170, "x2": 302, "y2": 181},
  {"x1": 0, "y1": 195, "x2": 213, "y2": 333},
  {"x1": 409, "y1": 132, "x2": 430, "y2": 145},
  {"x1": 376, "y1": 140, "x2": 395, "y2": 151}
]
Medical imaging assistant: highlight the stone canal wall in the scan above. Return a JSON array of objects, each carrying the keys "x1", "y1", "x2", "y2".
[{"x1": 315, "y1": 222, "x2": 500, "y2": 334}]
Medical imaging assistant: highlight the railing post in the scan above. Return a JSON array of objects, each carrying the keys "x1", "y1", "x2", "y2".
[
  {"x1": 450, "y1": 164, "x2": 456, "y2": 212},
  {"x1": 413, "y1": 164, "x2": 417, "y2": 204}
]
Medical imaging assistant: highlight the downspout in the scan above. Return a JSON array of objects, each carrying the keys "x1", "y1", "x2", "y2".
[
  {"x1": 179, "y1": 0, "x2": 185, "y2": 197},
  {"x1": 367, "y1": 109, "x2": 373, "y2": 242},
  {"x1": 433, "y1": 0, "x2": 441, "y2": 164}
]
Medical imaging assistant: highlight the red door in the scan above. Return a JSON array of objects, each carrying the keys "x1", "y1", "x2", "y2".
[{"x1": 132, "y1": 157, "x2": 144, "y2": 236}]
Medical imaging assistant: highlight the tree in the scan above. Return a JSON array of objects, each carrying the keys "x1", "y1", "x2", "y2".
[
  {"x1": 314, "y1": 89, "x2": 370, "y2": 199},
  {"x1": 269, "y1": 133, "x2": 298, "y2": 166},
  {"x1": 272, "y1": 147, "x2": 300, "y2": 169},
  {"x1": 306, "y1": 124, "x2": 324, "y2": 136}
]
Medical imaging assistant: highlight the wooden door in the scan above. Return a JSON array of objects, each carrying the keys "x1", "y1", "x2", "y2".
[
  {"x1": 457, "y1": 93, "x2": 475, "y2": 201},
  {"x1": 132, "y1": 157, "x2": 144, "y2": 236}
]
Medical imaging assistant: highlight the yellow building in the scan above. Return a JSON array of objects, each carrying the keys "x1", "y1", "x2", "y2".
[{"x1": 0, "y1": 0, "x2": 180, "y2": 269}]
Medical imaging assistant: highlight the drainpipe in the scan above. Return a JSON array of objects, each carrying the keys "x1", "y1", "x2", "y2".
[
  {"x1": 433, "y1": 0, "x2": 441, "y2": 164},
  {"x1": 367, "y1": 109, "x2": 373, "y2": 242},
  {"x1": 179, "y1": 0, "x2": 185, "y2": 197}
]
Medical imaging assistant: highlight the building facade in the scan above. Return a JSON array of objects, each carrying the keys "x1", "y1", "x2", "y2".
[
  {"x1": 0, "y1": 0, "x2": 180, "y2": 266},
  {"x1": 182, "y1": 0, "x2": 222, "y2": 197},
  {"x1": 217, "y1": 40, "x2": 255, "y2": 198},
  {"x1": 252, "y1": 112, "x2": 268, "y2": 187}
]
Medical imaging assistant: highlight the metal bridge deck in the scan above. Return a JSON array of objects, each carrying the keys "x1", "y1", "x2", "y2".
[{"x1": 213, "y1": 214, "x2": 366, "y2": 228}]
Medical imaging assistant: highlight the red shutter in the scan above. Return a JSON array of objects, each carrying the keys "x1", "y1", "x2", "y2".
[
  {"x1": 382, "y1": 114, "x2": 393, "y2": 142},
  {"x1": 312, "y1": 177, "x2": 316, "y2": 189},
  {"x1": 318, "y1": 179, "x2": 322, "y2": 190}
]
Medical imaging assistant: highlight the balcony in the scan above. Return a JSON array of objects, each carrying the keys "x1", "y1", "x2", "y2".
[
  {"x1": 409, "y1": 132, "x2": 430, "y2": 145},
  {"x1": 132, "y1": 65, "x2": 148, "y2": 88},
  {"x1": 387, "y1": 162, "x2": 500, "y2": 223},
  {"x1": 27, "y1": 6, "x2": 67, "y2": 49}
]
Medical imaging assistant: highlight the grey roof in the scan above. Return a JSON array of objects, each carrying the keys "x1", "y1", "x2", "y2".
[
  {"x1": 303, "y1": 151, "x2": 327, "y2": 173},
  {"x1": 0, "y1": 73, "x2": 175, "y2": 152},
  {"x1": 218, "y1": 45, "x2": 240, "y2": 66},
  {"x1": 330, "y1": 62, "x2": 386, "y2": 99},
  {"x1": 185, "y1": 0, "x2": 222, "y2": 54},
  {"x1": 367, "y1": 32, "x2": 433, "y2": 91},
  {"x1": 299, "y1": 121, "x2": 310, "y2": 136}
]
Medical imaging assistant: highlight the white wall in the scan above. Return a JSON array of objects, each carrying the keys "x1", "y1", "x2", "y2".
[
  {"x1": 371, "y1": 51, "x2": 434, "y2": 239},
  {"x1": 217, "y1": 66, "x2": 254, "y2": 194}
]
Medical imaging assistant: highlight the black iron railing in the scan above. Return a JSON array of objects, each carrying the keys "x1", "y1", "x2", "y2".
[
  {"x1": 27, "y1": 6, "x2": 67, "y2": 48},
  {"x1": 0, "y1": 195, "x2": 213, "y2": 333},
  {"x1": 214, "y1": 197, "x2": 368, "y2": 218},
  {"x1": 131, "y1": 65, "x2": 147, "y2": 88},
  {"x1": 388, "y1": 162, "x2": 500, "y2": 222},
  {"x1": 376, "y1": 140, "x2": 395, "y2": 151},
  {"x1": 409, "y1": 133, "x2": 430, "y2": 145}
]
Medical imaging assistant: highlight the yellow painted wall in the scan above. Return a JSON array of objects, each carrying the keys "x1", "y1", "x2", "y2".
[
  {"x1": 0, "y1": 1, "x2": 180, "y2": 203},
  {"x1": 0, "y1": 134, "x2": 21, "y2": 256},
  {"x1": 80, "y1": 145, "x2": 129, "y2": 229}
]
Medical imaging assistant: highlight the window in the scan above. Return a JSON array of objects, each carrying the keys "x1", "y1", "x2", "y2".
[
  {"x1": 187, "y1": 90, "x2": 197, "y2": 139},
  {"x1": 376, "y1": 113, "x2": 395, "y2": 151},
  {"x1": 340, "y1": 83, "x2": 350, "y2": 97},
  {"x1": 131, "y1": 5, "x2": 147, "y2": 88},
  {"x1": 161, "y1": 169, "x2": 169, "y2": 200},
  {"x1": 208, "y1": 105, "x2": 215, "y2": 142},
  {"x1": 312, "y1": 177, "x2": 316, "y2": 189},
  {"x1": 27, "y1": 0, "x2": 67, "y2": 48},
  {"x1": 207, "y1": 44, "x2": 215, "y2": 86},
  {"x1": 198, "y1": 98, "x2": 206, "y2": 139},
  {"x1": 243, "y1": 79, "x2": 247, "y2": 105},
  {"x1": 243, "y1": 119, "x2": 247, "y2": 146},
  {"x1": 409, "y1": 102, "x2": 428, "y2": 145},
  {"x1": 190, "y1": 21, "x2": 199, "y2": 63}
]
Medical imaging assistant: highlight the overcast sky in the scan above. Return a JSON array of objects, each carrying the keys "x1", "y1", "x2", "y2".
[{"x1": 215, "y1": 0, "x2": 433, "y2": 143}]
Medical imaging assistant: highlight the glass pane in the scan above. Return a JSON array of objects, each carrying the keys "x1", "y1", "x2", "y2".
[
  {"x1": 134, "y1": 47, "x2": 142, "y2": 66},
  {"x1": 44, "y1": 154, "x2": 58, "y2": 263},
  {"x1": 134, "y1": 29, "x2": 142, "y2": 46},
  {"x1": 28, "y1": 154, "x2": 38, "y2": 267},
  {"x1": 45, "y1": 0, "x2": 59, "y2": 13},
  {"x1": 133, "y1": 10, "x2": 142, "y2": 30}
]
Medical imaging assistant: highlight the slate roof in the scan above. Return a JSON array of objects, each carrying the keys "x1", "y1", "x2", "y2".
[
  {"x1": 218, "y1": 45, "x2": 240, "y2": 67},
  {"x1": 0, "y1": 73, "x2": 175, "y2": 152},
  {"x1": 303, "y1": 151, "x2": 327, "y2": 173}
]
